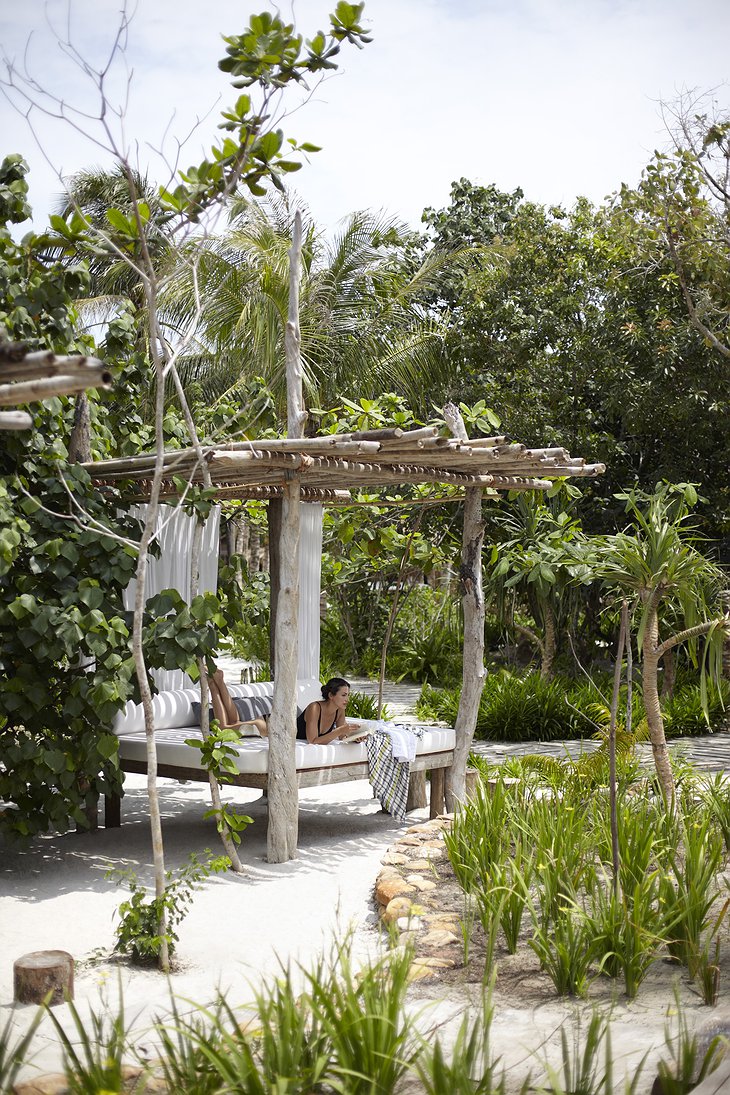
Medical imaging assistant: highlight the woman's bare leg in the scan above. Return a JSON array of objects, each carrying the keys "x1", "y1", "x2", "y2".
[{"x1": 207, "y1": 670, "x2": 243, "y2": 729}]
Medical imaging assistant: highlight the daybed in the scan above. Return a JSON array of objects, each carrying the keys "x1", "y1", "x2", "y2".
[{"x1": 105, "y1": 679, "x2": 455, "y2": 826}]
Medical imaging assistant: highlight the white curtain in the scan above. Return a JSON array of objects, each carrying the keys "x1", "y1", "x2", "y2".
[
  {"x1": 124, "y1": 504, "x2": 221, "y2": 691},
  {"x1": 298, "y1": 503, "x2": 322, "y2": 681}
]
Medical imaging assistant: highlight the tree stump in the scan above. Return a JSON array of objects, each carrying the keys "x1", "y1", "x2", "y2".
[{"x1": 13, "y1": 950, "x2": 74, "y2": 1006}]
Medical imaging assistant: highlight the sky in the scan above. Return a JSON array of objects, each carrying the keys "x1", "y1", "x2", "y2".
[{"x1": 0, "y1": 0, "x2": 728, "y2": 237}]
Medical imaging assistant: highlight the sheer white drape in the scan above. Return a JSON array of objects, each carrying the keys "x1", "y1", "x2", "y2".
[
  {"x1": 124, "y1": 504, "x2": 221, "y2": 691},
  {"x1": 298, "y1": 503, "x2": 322, "y2": 681}
]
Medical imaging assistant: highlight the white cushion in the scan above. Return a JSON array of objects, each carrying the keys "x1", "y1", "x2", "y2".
[
  {"x1": 113, "y1": 680, "x2": 322, "y2": 737},
  {"x1": 116, "y1": 725, "x2": 455, "y2": 775}
]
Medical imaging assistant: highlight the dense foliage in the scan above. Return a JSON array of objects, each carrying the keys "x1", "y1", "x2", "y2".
[{"x1": 0, "y1": 157, "x2": 142, "y2": 838}]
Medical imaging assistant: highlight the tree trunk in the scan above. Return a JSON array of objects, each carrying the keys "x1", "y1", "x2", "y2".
[
  {"x1": 540, "y1": 601, "x2": 557, "y2": 679},
  {"x1": 660, "y1": 647, "x2": 676, "y2": 699},
  {"x1": 642, "y1": 606, "x2": 675, "y2": 807},
  {"x1": 190, "y1": 517, "x2": 243, "y2": 872},
  {"x1": 267, "y1": 211, "x2": 306, "y2": 864},
  {"x1": 68, "y1": 392, "x2": 91, "y2": 463},
  {"x1": 267, "y1": 476, "x2": 301, "y2": 863},
  {"x1": 443, "y1": 403, "x2": 486, "y2": 809}
]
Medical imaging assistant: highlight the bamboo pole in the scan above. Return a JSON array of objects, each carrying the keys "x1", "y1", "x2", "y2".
[
  {"x1": 0, "y1": 410, "x2": 32, "y2": 429},
  {"x1": 0, "y1": 352, "x2": 112, "y2": 382},
  {"x1": 0, "y1": 371, "x2": 112, "y2": 406}
]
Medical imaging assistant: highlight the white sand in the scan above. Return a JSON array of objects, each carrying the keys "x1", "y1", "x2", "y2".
[{"x1": 1, "y1": 773, "x2": 417, "y2": 1079}]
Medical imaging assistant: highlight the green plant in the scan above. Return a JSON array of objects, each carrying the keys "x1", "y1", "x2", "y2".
[
  {"x1": 305, "y1": 935, "x2": 417, "y2": 1095},
  {"x1": 0, "y1": 1005, "x2": 43, "y2": 1092},
  {"x1": 44, "y1": 987, "x2": 133, "y2": 1095},
  {"x1": 184, "y1": 724, "x2": 255, "y2": 845},
  {"x1": 415, "y1": 976, "x2": 517, "y2": 1094},
  {"x1": 529, "y1": 898, "x2": 597, "y2": 997},
  {"x1": 536, "y1": 1007, "x2": 646, "y2": 1095},
  {"x1": 655, "y1": 987, "x2": 728, "y2": 1093},
  {"x1": 698, "y1": 773, "x2": 730, "y2": 850},
  {"x1": 663, "y1": 681, "x2": 730, "y2": 737},
  {"x1": 443, "y1": 775, "x2": 511, "y2": 892},
  {"x1": 110, "y1": 851, "x2": 229, "y2": 964},
  {"x1": 587, "y1": 870, "x2": 666, "y2": 999},
  {"x1": 153, "y1": 995, "x2": 226, "y2": 1095},
  {"x1": 345, "y1": 689, "x2": 391, "y2": 721},
  {"x1": 660, "y1": 816, "x2": 724, "y2": 969},
  {"x1": 498, "y1": 850, "x2": 533, "y2": 955}
]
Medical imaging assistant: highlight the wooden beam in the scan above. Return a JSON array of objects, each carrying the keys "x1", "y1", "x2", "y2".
[{"x1": 0, "y1": 410, "x2": 32, "y2": 429}]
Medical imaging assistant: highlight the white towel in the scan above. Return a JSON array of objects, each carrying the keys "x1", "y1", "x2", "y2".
[{"x1": 374, "y1": 721, "x2": 418, "y2": 763}]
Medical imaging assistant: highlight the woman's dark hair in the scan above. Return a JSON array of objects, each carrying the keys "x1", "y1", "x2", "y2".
[{"x1": 322, "y1": 677, "x2": 350, "y2": 700}]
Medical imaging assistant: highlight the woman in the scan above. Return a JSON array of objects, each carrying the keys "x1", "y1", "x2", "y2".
[
  {"x1": 207, "y1": 670, "x2": 355, "y2": 742},
  {"x1": 296, "y1": 677, "x2": 356, "y2": 744}
]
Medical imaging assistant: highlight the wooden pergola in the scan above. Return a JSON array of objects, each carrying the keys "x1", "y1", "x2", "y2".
[
  {"x1": 84, "y1": 427, "x2": 605, "y2": 499},
  {"x1": 0, "y1": 339, "x2": 112, "y2": 430},
  {"x1": 84, "y1": 424, "x2": 605, "y2": 861}
]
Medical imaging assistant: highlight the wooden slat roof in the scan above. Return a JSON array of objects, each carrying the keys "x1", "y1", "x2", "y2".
[{"x1": 84, "y1": 425, "x2": 605, "y2": 501}]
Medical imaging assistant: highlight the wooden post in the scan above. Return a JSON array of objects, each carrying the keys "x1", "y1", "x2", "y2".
[
  {"x1": 268, "y1": 499, "x2": 282, "y2": 672},
  {"x1": 267, "y1": 210, "x2": 306, "y2": 864},
  {"x1": 406, "y1": 770, "x2": 427, "y2": 811},
  {"x1": 429, "y1": 768, "x2": 445, "y2": 817},
  {"x1": 443, "y1": 403, "x2": 486, "y2": 808}
]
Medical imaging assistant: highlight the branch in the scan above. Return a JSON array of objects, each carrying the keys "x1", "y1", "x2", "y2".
[
  {"x1": 656, "y1": 616, "x2": 729, "y2": 659},
  {"x1": 513, "y1": 621, "x2": 545, "y2": 659},
  {"x1": 666, "y1": 231, "x2": 730, "y2": 360}
]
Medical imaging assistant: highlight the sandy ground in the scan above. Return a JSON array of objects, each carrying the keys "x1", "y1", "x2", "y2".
[
  {"x1": 0, "y1": 773, "x2": 417, "y2": 1081},
  {"x1": 3, "y1": 765, "x2": 730, "y2": 1090}
]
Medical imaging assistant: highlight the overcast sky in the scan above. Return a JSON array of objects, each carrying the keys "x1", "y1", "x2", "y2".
[{"x1": 1, "y1": 0, "x2": 728, "y2": 236}]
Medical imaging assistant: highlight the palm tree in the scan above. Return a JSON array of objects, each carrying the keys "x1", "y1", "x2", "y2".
[
  {"x1": 593, "y1": 484, "x2": 728, "y2": 805},
  {"x1": 164, "y1": 195, "x2": 452, "y2": 423}
]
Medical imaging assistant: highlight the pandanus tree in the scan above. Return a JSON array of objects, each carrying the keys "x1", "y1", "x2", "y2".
[{"x1": 592, "y1": 484, "x2": 729, "y2": 805}]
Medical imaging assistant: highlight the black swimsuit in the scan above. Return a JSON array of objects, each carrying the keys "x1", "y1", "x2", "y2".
[{"x1": 296, "y1": 702, "x2": 338, "y2": 741}]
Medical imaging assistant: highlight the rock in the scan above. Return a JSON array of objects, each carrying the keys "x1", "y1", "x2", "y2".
[
  {"x1": 397, "y1": 916, "x2": 423, "y2": 932},
  {"x1": 423, "y1": 916, "x2": 461, "y2": 933},
  {"x1": 394, "y1": 835, "x2": 426, "y2": 846},
  {"x1": 421, "y1": 929, "x2": 460, "y2": 948},
  {"x1": 381, "y1": 852, "x2": 409, "y2": 865},
  {"x1": 13, "y1": 1076, "x2": 68, "y2": 1095},
  {"x1": 375, "y1": 875, "x2": 416, "y2": 906},
  {"x1": 417, "y1": 955, "x2": 457, "y2": 969},
  {"x1": 405, "y1": 859, "x2": 439, "y2": 874},
  {"x1": 382, "y1": 896, "x2": 415, "y2": 923},
  {"x1": 404, "y1": 875, "x2": 437, "y2": 892}
]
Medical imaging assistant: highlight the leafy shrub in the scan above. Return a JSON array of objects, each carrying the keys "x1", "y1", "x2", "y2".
[
  {"x1": 663, "y1": 681, "x2": 729, "y2": 737},
  {"x1": 388, "y1": 625, "x2": 462, "y2": 686},
  {"x1": 418, "y1": 672, "x2": 596, "y2": 742},
  {"x1": 346, "y1": 689, "x2": 391, "y2": 722},
  {"x1": 109, "y1": 852, "x2": 229, "y2": 964}
]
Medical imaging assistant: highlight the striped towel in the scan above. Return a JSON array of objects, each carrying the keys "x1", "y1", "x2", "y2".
[{"x1": 366, "y1": 725, "x2": 424, "y2": 821}]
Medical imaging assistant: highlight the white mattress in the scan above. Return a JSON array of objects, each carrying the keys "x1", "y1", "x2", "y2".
[{"x1": 116, "y1": 725, "x2": 455, "y2": 775}]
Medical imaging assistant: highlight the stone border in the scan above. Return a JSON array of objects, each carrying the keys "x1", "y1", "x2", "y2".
[{"x1": 373, "y1": 814, "x2": 466, "y2": 982}]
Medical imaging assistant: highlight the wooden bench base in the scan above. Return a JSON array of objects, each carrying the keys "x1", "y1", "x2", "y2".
[{"x1": 105, "y1": 752, "x2": 453, "y2": 828}]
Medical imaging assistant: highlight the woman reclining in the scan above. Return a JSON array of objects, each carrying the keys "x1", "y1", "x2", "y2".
[{"x1": 206, "y1": 670, "x2": 358, "y2": 743}]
